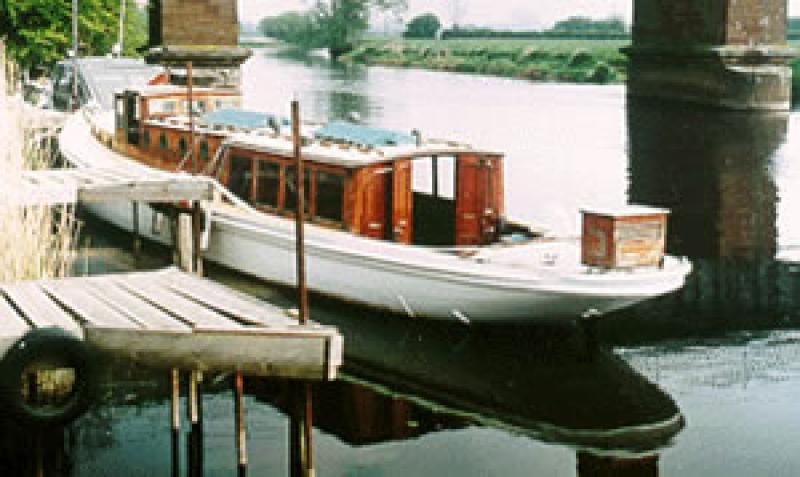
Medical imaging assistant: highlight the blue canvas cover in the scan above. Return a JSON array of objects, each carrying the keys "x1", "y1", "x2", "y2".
[
  {"x1": 314, "y1": 122, "x2": 416, "y2": 147},
  {"x1": 201, "y1": 109, "x2": 283, "y2": 129}
]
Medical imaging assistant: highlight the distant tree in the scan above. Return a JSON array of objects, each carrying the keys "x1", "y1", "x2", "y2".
[
  {"x1": 0, "y1": 0, "x2": 147, "y2": 73},
  {"x1": 316, "y1": 0, "x2": 407, "y2": 57},
  {"x1": 259, "y1": 11, "x2": 326, "y2": 50},
  {"x1": 259, "y1": 0, "x2": 407, "y2": 57},
  {"x1": 404, "y1": 13, "x2": 441, "y2": 39},
  {"x1": 550, "y1": 16, "x2": 627, "y2": 35}
]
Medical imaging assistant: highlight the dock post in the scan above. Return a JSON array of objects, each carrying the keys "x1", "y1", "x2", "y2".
[
  {"x1": 289, "y1": 99, "x2": 315, "y2": 477},
  {"x1": 170, "y1": 369, "x2": 180, "y2": 477},
  {"x1": 177, "y1": 213, "x2": 194, "y2": 273},
  {"x1": 304, "y1": 383, "x2": 314, "y2": 476},
  {"x1": 171, "y1": 208, "x2": 180, "y2": 265},
  {"x1": 234, "y1": 372, "x2": 247, "y2": 477},
  {"x1": 192, "y1": 201, "x2": 203, "y2": 276},
  {"x1": 132, "y1": 202, "x2": 141, "y2": 261},
  {"x1": 187, "y1": 370, "x2": 203, "y2": 477}
]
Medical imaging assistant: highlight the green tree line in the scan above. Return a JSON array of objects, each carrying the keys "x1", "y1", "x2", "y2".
[
  {"x1": 0, "y1": 0, "x2": 147, "y2": 74},
  {"x1": 442, "y1": 16, "x2": 629, "y2": 40}
]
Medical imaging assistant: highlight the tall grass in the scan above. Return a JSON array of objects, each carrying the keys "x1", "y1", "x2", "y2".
[{"x1": 0, "y1": 43, "x2": 78, "y2": 283}]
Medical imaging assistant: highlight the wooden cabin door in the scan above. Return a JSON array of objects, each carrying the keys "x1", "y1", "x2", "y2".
[
  {"x1": 392, "y1": 160, "x2": 413, "y2": 244},
  {"x1": 455, "y1": 155, "x2": 499, "y2": 246},
  {"x1": 361, "y1": 169, "x2": 388, "y2": 240}
]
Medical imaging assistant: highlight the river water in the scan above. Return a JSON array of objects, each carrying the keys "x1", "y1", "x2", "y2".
[{"x1": 5, "y1": 49, "x2": 800, "y2": 476}]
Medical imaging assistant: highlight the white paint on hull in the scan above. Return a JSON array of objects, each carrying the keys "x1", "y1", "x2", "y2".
[{"x1": 85, "y1": 199, "x2": 691, "y2": 322}]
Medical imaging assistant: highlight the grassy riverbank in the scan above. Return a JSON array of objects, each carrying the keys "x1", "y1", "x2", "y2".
[{"x1": 340, "y1": 38, "x2": 630, "y2": 84}]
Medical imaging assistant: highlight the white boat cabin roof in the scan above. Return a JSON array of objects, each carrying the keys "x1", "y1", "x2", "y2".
[{"x1": 223, "y1": 132, "x2": 504, "y2": 169}]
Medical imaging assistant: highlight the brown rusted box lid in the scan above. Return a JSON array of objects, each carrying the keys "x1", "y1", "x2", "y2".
[{"x1": 581, "y1": 206, "x2": 669, "y2": 268}]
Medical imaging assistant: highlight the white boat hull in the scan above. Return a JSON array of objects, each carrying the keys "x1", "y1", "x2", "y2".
[{"x1": 84, "y1": 199, "x2": 690, "y2": 323}]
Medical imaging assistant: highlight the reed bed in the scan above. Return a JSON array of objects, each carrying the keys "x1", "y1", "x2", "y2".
[{"x1": 1, "y1": 48, "x2": 79, "y2": 283}]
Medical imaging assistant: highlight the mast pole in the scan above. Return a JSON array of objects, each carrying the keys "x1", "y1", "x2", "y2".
[
  {"x1": 118, "y1": 0, "x2": 126, "y2": 56},
  {"x1": 71, "y1": 0, "x2": 78, "y2": 111}
]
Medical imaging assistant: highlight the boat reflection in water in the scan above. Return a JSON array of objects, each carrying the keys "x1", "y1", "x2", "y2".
[{"x1": 250, "y1": 298, "x2": 685, "y2": 475}]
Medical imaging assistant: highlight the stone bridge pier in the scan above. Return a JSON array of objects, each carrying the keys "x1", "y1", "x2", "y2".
[
  {"x1": 626, "y1": 0, "x2": 795, "y2": 110},
  {"x1": 146, "y1": 0, "x2": 250, "y2": 88}
]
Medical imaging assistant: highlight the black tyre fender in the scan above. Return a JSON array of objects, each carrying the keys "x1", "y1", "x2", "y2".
[{"x1": 0, "y1": 327, "x2": 96, "y2": 427}]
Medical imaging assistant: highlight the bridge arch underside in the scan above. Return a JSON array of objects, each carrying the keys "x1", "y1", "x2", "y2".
[{"x1": 627, "y1": 0, "x2": 794, "y2": 110}]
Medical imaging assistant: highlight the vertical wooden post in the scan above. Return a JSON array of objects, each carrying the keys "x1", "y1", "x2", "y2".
[
  {"x1": 171, "y1": 208, "x2": 180, "y2": 265},
  {"x1": 292, "y1": 100, "x2": 308, "y2": 324},
  {"x1": 290, "y1": 100, "x2": 315, "y2": 477},
  {"x1": 132, "y1": 201, "x2": 141, "y2": 260},
  {"x1": 170, "y1": 369, "x2": 180, "y2": 477},
  {"x1": 234, "y1": 372, "x2": 247, "y2": 477},
  {"x1": 70, "y1": 0, "x2": 78, "y2": 111},
  {"x1": 187, "y1": 61, "x2": 196, "y2": 174},
  {"x1": 289, "y1": 384, "x2": 304, "y2": 477},
  {"x1": 192, "y1": 201, "x2": 203, "y2": 276},
  {"x1": 187, "y1": 370, "x2": 203, "y2": 477},
  {"x1": 303, "y1": 383, "x2": 314, "y2": 477},
  {"x1": 178, "y1": 213, "x2": 194, "y2": 273}
]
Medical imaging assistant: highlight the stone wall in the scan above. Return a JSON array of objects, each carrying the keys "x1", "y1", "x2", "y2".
[
  {"x1": 628, "y1": 0, "x2": 793, "y2": 110},
  {"x1": 158, "y1": 0, "x2": 238, "y2": 47},
  {"x1": 633, "y1": 0, "x2": 786, "y2": 47}
]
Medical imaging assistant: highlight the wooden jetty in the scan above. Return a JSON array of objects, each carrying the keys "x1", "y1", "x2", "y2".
[
  {"x1": 0, "y1": 267, "x2": 342, "y2": 379},
  {"x1": 1, "y1": 105, "x2": 340, "y2": 475}
]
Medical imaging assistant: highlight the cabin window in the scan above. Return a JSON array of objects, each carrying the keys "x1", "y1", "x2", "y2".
[
  {"x1": 315, "y1": 171, "x2": 344, "y2": 223},
  {"x1": 284, "y1": 166, "x2": 310, "y2": 214},
  {"x1": 229, "y1": 156, "x2": 253, "y2": 202},
  {"x1": 412, "y1": 159, "x2": 433, "y2": 195},
  {"x1": 178, "y1": 137, "x2": 188, "y2": 158},
  {"x1": 215, "y1": 99, "x2": 239, "y2": 110},
  {"x1": 255, "y1": 161, "x2": 280, "y2": 209},
  {"x1": 159, "y1": 133, "x2": 168, "y2": 150},
  {"x1": 150, "y1": 99, "x2": 177, "y2": 114},
  {"x1": 199, "y1": 141, "x2": 209, "y2": 161},
  {"x1": 412, "y1": 156, "x2": 454, "y2": 199},
  {"x1": 435, "y1": 156, "x2": 455, "y2": 200},
  {"x1": 184, "y1": 100, "x2": 206, "y2": 114}
]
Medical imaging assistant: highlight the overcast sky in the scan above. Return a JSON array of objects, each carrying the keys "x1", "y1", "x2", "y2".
[{"x1": 238, "y1": 0, "x2": 800, "y2": 29}]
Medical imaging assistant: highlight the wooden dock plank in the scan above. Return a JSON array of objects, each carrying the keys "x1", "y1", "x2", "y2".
[
  {"x1": 41, "y1": 281, "x2": 142, "y2": 329},
  {"x1": 79, "y1": 180, "x2": 214, "y2": 203},
  {"x1": 111, "y1": 275, "x2": 244, "y2": 330},
  {"x1": 81, "y1": 278, "x2": 191, "y2": 332},
  {"x1": 1, "y1": 282, "x2": 82, "y2": 336},
  {"x1": 85, "y1": 327, "x2": 337, "y2": 380},
  {"x1": 148, "y1": 268, "x2": 298, "y2": 327}
]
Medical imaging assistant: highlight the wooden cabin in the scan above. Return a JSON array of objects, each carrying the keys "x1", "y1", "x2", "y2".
[{"x1": 114, "y1": 87, "x2": 504, "y2": 247}]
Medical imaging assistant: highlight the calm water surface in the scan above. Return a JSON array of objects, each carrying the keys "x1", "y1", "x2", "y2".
[{"x1": 5, "y1": 49, "x2": 800, "y2": 476}]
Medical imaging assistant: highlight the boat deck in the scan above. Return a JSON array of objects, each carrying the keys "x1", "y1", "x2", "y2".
[{"x1": 0, "y1": 267, "x2": 342, "y2": 380}]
